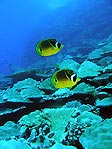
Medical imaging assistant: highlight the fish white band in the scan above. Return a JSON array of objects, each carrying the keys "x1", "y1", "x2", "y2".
[
  {"x1": 55, "y1": 42, "x2": 58, "y2": 48},
  {"x1": 71, "y1": 74, "x2": 76, "y2": 81}
]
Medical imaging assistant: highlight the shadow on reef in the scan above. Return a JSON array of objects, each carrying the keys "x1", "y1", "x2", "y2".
[
  {"x1": 99, "y1": 106, "x2": 112, "y2": 119},
  {"x1": 0, "y1": 100, "x2": 58, "y2": 126},
  {"x1": 0, "y1": 93, "x2": 95, "y2": 126}
]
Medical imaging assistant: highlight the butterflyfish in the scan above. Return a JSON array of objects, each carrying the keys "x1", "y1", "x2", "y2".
[
  {"x1": 51, "y1": 69, "x2": 81, "y2": 89},
  {"x1": 36, "y1": 38, "x2": 63, "y2": 56}
]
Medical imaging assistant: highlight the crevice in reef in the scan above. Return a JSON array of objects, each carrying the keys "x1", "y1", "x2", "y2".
[
  {"x1": 0, "y1": 99, "x2": 67, "y2": 126},
  {"x1": 99, "y1": 106, "x2": 112, "y2": 119},
  {"x1": 0, "y1": 101, "x2": 50, "y2": 126},
  {"x1": 0, "y1": 91, "x2": 96, "y2": 126}
]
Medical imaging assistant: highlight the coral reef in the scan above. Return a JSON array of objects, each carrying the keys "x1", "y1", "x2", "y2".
[
  {"x1": 0, "y1": 34, "x2": 112, "y2": 148},
  {"x1": 0, "y1": 121, "x2": 20, "y2": 140},
  {"x1": 96, "y1": 97, "x2": 112, "y2": 107},
  {"x1": 62, "y1": 111, "x2": 102, "y2": 147},
  {"x1": 57, "y1": 59, "x2": 80, "y2": 73},
  {"x1": 78, "y1": 61, "x2": 103, "y2": 78},
  {"x1": 49, "y1": 143, "x2": 77, "y2": 149},
  {"x1": 0, "y1": 139, "x2": 31, "y2": 149},
  {"x1": 2, "y1": 78, "x2": 45, "y2": 103},
  {"x1": 17, "y1": 104, "x2": 101, "y2": 148},
  {"x1": 19, "y1": 108, "x2": 76, "y2": 143},
  {"x1": 79, "y1": 118, "x2": 112, "y2": 149}
]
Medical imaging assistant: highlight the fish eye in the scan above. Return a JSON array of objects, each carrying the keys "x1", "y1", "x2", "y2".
[
  {"x1": 55, "y1": 78, "x2": 58, "y2": 82},
  {"x1": 40, "y1": 47, "x2": 42, "y2": 52}
]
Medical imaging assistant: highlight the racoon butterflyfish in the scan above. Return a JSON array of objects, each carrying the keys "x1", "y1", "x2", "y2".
[
  {"x1": 35, "y1": 38, "x2": 64, "y2": 56},
  {"x1": 51, "y1": 69, "x2": 81, "y2": 89}
]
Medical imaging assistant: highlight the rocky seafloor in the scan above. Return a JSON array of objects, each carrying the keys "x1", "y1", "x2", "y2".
[{"x1": 0, "y1": 34, "x2": 112, "y2": 149}]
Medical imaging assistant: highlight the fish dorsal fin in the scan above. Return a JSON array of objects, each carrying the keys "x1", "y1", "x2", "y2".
[
  {"x1": 49, "y1": 39, "x2": 57, "y2": 47},
  {"x1": 49, "y1": 39, "x2": 61, "y2": 48}
]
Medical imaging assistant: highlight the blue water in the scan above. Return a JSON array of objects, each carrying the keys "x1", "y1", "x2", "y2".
[{"x1": 0, "y1": 0, "x2": 112, "y2": 75}]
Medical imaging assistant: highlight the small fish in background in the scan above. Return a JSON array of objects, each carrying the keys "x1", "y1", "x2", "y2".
[
  {"x1": 35, "y1": 38, "x2": 64, "y2": 56},
  {"x1": 51, "y1": 69, "x2": 81, "y2": 89}
]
